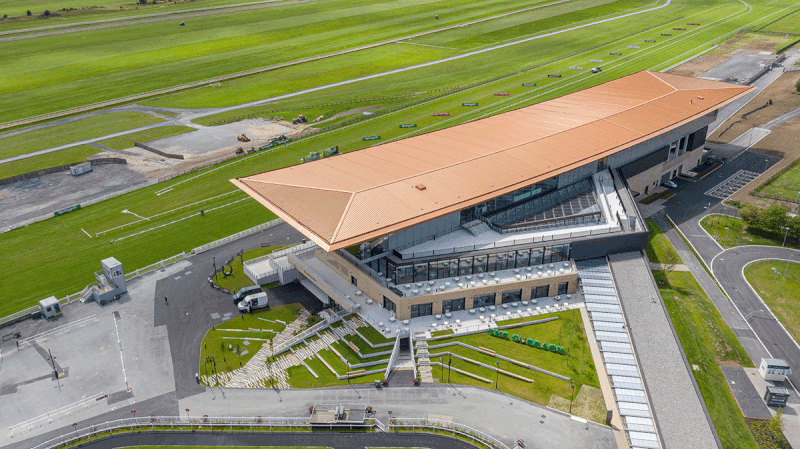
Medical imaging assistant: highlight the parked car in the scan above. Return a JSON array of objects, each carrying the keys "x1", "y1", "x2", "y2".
[
  {"x1": 232, "y1": 285, "x2": 262, "y2": 304},
  {"x1": 662, "y1": 180, "x2": 678, "y2": 189}
]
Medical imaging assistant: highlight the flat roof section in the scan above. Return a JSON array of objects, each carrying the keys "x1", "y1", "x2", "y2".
[{"x1": 233, "y1": 72, "x2": 752, "y2": 251}]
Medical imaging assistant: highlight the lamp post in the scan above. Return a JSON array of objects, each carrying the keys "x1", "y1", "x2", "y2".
[
  {"x1": 46, "y1": 349, "x2": 61, "y2": 392},
  {"x1": 440, "y1": 357, "x2": 444, "y2": 383},
  {"x1": 448, "y1": 354, "x2": 451, "y2": 383},
  {"x1": 784, "y1": 256, "x2": 793, "y2": 280},
  {"x1": 495, "y1": 362, "x2": 499, "y2": 390},
  {"x1": 724, "y1": 226, "x2": 730, "y2": 247},
  {"x1": 185, "y1": 408, "x2": 191, "y2": 430},
  {"x1": 131, "y1": 410, "x2": 136, "y2": 425},
  {"x1": 782, "y1": 226, "x2": 790, "y2": 248},
  {"x1": 72, "y1": 423, "x2": 78, "y2": 438},
  {"x1": 569, "y1": 385, "x2": 575, "y2": 414}
]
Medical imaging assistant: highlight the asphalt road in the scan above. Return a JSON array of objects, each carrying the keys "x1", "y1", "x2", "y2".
[
  {"x1": 154, "y1": 220, "x2": 311, "y2": 400},
  {"x1": 711, "y1": 245, "x2": 800, "y2": 392}
]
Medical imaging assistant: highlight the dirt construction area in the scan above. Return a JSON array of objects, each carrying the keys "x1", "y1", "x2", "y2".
[
  {"x1": 146, "y1": 119, "x2": 293, "y2": 157},
  {"x1": 667, "y1": 32, "x2": 795, "y2": 78}
]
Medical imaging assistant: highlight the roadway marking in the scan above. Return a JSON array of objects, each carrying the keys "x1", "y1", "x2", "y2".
[
  {"x1": 704, "y1": 170, "x2": 760, "y2": 199},
  {"x1": 112, "y1": 313, "x2": 129, "y2": 390}
]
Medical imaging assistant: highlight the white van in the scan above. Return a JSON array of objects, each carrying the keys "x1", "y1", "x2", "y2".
[{"x1": 238, "y1": 292, "x2": 268, "y2": 313}]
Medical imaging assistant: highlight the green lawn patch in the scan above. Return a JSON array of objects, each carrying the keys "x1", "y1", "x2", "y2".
[
  {"x1": 745, "y1": 418, "x2": 792, "y2": 449},
  {"x1": 645, "y1": 218, "x2": 684, "y2": 265},
  {"x1": 431, "y1": 329, "x2": 454, "y2": 337},
  {"x1": 332, "y1": 339, "x2": 389, "y2": 361},
  {"x1": 0, "y1": 145, "x2": 100, "y2": 180},
  {"x1": 199, "y1": 303, "x2": 304, "y2": 381},
  {"x1": 342, "y1": 334, "x2": 392, "y2": 355},
  {"x1": 317, "y1": 348, "x2": 351, "y2": 373},
  {"x1": 639, "y1": 190, "x2": 674, "y2": 204},
  {"x1": 355, "y1": 324, "x2": 394, "y2": 344},
  {"x1": 744, "y1": 260, "x2": 800, "y2": 345},
  {"x1": 700, "y1": 214, "x2": 799, "y2": 250},
  {"x1": 495, "y1": 315, "x2": 554, "y2": 326},
  {"x1": 213, "y1": 244, "x2": 292, "y2": 292},
  {"x1": 656, "y1": 270, "x2": 757, "y2": 449},
  {"x1": 95, "y1": 125, "x2": 195, "y2": 151},
  {"x1": 0, "y1": 112, "x2": 163, "y2": 160}
]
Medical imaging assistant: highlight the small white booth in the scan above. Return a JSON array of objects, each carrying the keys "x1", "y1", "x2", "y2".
[{"x1": 759, "y1": 358, "x2": 791, "y2": 381}]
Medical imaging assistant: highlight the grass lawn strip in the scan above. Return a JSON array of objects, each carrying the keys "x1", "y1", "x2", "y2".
[
  {"x1": 0, "y1": 111, "x2": 163, "y2": 160},
  {"x1": 342, "y1": 334, "x2": 393, "y2": 355},
  {"x1": 656, "y1": 270, "x2": 759, "y2": 449},
  {"x1": 431, "y1": 329, "x2": 454, "y2": 337},
  {"x1": 640, "y1": 190, "x2": 675, "y2": 204},
  {"x1": 354, "y1": 324, "x2": 394, "y2": 344},
  {"x1": 700, "y1": 214, "x2": 799, "y2": 250},
  {"x1": 0, "y1": 145, "x2": 100, "y2": 180},
  {"x1": 744, "y1": 260, "x2": 800, "y2": 345},
  {"x1": 645, "y1": 218, "x2": 684, "y2": 264},
  {"x1": 494, "y1": 315, "x2": 558, "y2": 327},
  {"x1": 95, "y1": 125, "x2": 196, "y2": 151}
]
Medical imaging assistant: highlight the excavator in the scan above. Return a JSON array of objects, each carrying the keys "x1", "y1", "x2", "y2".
[
  {"x1": 291, "y1": 115, "x2": 307, "y2": 125},
  {"x1": 237, "y1": 134, "x2": 250, "y2": 142}
]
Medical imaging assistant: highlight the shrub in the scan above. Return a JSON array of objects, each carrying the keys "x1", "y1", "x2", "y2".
[
  {"x1": 26, "y1": 9, "x2": 31, "y2": 15},
  {"x1": 43, "y1": 9, "x2": 50, "y2": 16}
]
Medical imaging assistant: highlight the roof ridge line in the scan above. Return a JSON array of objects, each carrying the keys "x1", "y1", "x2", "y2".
[
  {"x1": 242, "y1": 177, "x2": 354, "y2": 194},
  {"x1": 646, "y1": 70, "x2": 678, "y2": 90},
  {"x1": 331, "y1": 191, "x2": 357, "y2": 244}
]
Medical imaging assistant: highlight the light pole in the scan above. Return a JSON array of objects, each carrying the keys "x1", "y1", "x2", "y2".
[
  {"x1": 131, "y1": 410, "x2": 136, "y2": 424},
  {"x1": 782, "y1": 226, "x2": 790, "y2": 248},
  {"x1": 448, "y1": 355, "x2": 451, "y2": 383},
  {"x1": 269, "y1": 339, "x2": 274, "y2": 387},
  {"x1": 495, "y1": 362, "x2": 499, "y2": 389},
  {"x1": 440, "y1": 357, "x2": 443, "y2": 383},
  {"x1": 569, "y1": 385, "x2": 575, "y2": 414},
  {"x1": 185, "y1": 408, "x2": 191, "y2": 429},
  {"x1": 784, "y1": 256, "x2": 793, "y2": 280},
  {"x1": 46, "y1": 349, "x2": 61, "y2": 392},
  {"x1": 72, "y1": 423, "x2": 78, "y2": 438},
  {"x1": 724, "y1": 226, "x2": 730, "y2": 247}
]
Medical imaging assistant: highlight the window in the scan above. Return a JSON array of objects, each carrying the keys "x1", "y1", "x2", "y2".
[
  {"x1": 411, "y1": 303, "x2": 433, "y2": 318},
  {"x1": 442, "y1": 298, "x2": 466, "y2": 313},
  {"x1": 472, "y1": 293, "x2": 496, "y2": 308},
  {"x1": 532, "y1": 285, "x2": 550, "y2": 299},
  {"x1": 502, "y1": 290, "x2": 522, "y2": 304},
  {"x1": 474, "y1": 255, "x2": 488, "y2": 274},
  {"x1": 383, "y1": 296, "x2": 396, "y2": 314},
  {"x1": 672, "y1": 169, "x2": 677, "y2": 178},
  {"x1": 459, "y1": 257, "x2": 473, "y2": 276},
  {"x1": 428, "y1": 263, "x2": 439, "y2": 281},
  {"x1": 530, "y1": 248, "x2": 544, "y2": 266},
  {"x1": 414, "y1": 263, "x2": 428, "y2": 282},
  {"x1": 437, "y1": 261, "x2": 451, "y2": 279},
  {"x1": 448, "y1": 259, "x2": 459, "y2": 278},
  {"x1": 351, "y1": 275, "x2": 358, "y2": 287},
  {"x1": 550, "y1": 244, "x2": 570, "y2": 263},
  {"x1": 678, "y1": 136, "x2": 687, "y2": 155},
  {"x1": 516, "y1": 249, "x2": 530, "y2": 268},
  {"x1": 329, "y1": 297, "x2": 342, "y2": 312},
  {"x1": 496, "y1": 252, "x2": 514, "y2": 270},
  {"x1": 397, "y1": 265, "x2": 414, "y2": 284},
  {"x1": 597, "y1": 156, "x2": 608, "y2": 171},
  {"x1": 488, "y1": 253, "x2": 498, "y2": 271},
  {"x1": 557, "y1": 282, "x2": 569, "y2": 295}
]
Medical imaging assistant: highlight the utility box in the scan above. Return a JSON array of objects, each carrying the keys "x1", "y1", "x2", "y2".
[
  {"x1": 764, "y1": 386, "x2": 790, "y2": 408},
  {"x1": 38, "y1": 296, "x2": 63, "y2": 319},
  {"x1": 70, "y1": 162, "x2": 93, "y2": 176},
  {"x1": 759, "y1": 358, "x2": 791, "y2": 381}
]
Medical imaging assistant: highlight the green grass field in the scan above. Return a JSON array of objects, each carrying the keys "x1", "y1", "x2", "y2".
[
  {"x1": 0, "y1": 145, "x2": 99, "y2": 179},
  {"x1": 762, "y1": 8, "x2": 800, "y2": 34},
  {"x1": 213, "y1": 244, "x2": 292, "y2": 292},
  {"x1": 656, "y1": 270, "x2": 758, "y2": 449},
  {"x1": 645, "y1": 218, "x2": 684, "y2": 264},
  {"x1": 1, "y1": 0, "x2": 798, "y2": 317},
  {"x1": 0, "y1": 111, "x2": 162, "y2": 160},
  {"x1": 744, "y1": 260, "x2": 800, "y2": 345},
  {"x1": 700, "y1": 214, "x2": 799, "y2": 249},
  {"x1": 429, "y1": 309, "x2": 600, "y2": 416},
  {"x1": 95, "y1": 125, "x2": 195, "y2": 150},
  {"x1": 758, "y1": 163, "x2": 800, "y2": 200}
]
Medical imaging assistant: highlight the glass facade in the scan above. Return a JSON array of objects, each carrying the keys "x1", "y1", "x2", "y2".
[
  {"x1": 461, "y1": 178, "x2": 559, "y2": 223},
  {"x1": 557, "y1": 282, "x2": 569, "y2": 295},
  {"x1": 473, "y1": 293, "x2": 497, "y2": 308},
  {"x1": 501, "y1": 289, "x2": 522, "y2": 304},
  {"x1": 383, "y1": 296, "x2": 396, "y2": 314},
  {"x1": 442, "y1": 298, "x2": 466, "y2": 313},
  {"x1": 411, "y1": 303, "x2": 433, "y2": 318},
  {"x1": 532, "y1": 285, "x2": 549, "y2": 299},
  {"x1": 389, "y1": 244, "x2": 570, "y2": 284}
]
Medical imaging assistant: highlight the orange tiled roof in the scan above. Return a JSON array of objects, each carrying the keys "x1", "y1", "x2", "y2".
[{"x1": 232, "y1": 71, "x2": 752, "y2": 251}]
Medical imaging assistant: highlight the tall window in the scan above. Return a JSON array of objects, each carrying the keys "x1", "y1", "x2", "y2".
[
  {"x1": 383, "y1": 296, "x2": 396, "y2": 314},
  {"x1": 557, "y1": 282, "x2": 569, "y2": 295},
  {"x1": 442, "y1": 298, "x2": 466, "y2": 313},
  {"x1": 530, "y1": 248, "x2": 544, "y2": 266},
  {"x1": 516, "y1": 249, "x2": 530, "y2": 268},
  {"x1": 472, "y1": 293, "x2": 496, "y2": 308},
  {"x1": 597, "y1": 156, "x2": 608, "y2": 171},
  {"x1": 502, "y1": 290, "x2": 522, "y2": 304},
  {"x1": 474, "y1": 256, "x2": 488, "y2": 273},
  {"x1": 459, "y1": 257, "x2": 473, "y2": 276},
  {"x1": 550, "y1": 245, "x2": 570, "y2": 263},
  {"x1": 532, "y1": 285, "x2": 550, "y2": 299},
  {"x1": 428, "y1": 263, "x2": 439, "y2": 281},
  {"x1": 414, "y1": 263, "x2": 428, "y2": 282},
  {"x1": 351, "y1": 275, "x2": 358, "y2": 287},
  {"x1": 397, "y1": 265, "x2": 414, "y2": 284},
  {"x1": 411, "y1": 303, "x2": 433, "y2": 318}
]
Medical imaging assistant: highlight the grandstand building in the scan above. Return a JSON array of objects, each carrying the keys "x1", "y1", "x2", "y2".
[{"x1": 232, "y1": 71, "x2": 751, "y2": 320}]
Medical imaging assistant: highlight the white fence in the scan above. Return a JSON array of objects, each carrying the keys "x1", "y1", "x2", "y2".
[
  {"x1": 242, "y1": 240, "x2": 317, "y2": 284},
  {"x1": 9, "y1": 392, "x2": 106, "y2": 438},
  {"x1": 390, "y1": 418, "x2": 510, "y2": 449},
  {"x1": 191, "y1": 218, "x2": 283, "y2": 255},
  {"x1": 384, "y1": 334, "x2": 403, "y2": 381}
]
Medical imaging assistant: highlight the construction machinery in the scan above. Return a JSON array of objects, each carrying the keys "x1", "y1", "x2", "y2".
[
  {"x1": 591, "y1": 67, "x2": 602, "y2": 73},
  {"x1": 292, "y1": 115, "x2": 307, "y2": 125},
  {"x1": 235, "y1": 147, "x2": 244, "y2": 155},
  {"x1": 237, "y1": 134, "x2": 250, "y2": 142}
]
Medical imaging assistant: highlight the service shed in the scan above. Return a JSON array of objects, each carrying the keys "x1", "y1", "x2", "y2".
[
  {"x1": 310, "y1": 404, "x2": 370, "y2": 429},
  {"x1": 70, "y1": 161, "x2": 93, "y2": 176},
  {"x1": 759, "y1": 358, "x2": 791, "y2": 381},
  {"x1": 38, "y1": 296, "x2": 62, "y2": 319},
  {"x1": 764, "y1": 386, "x2": 790, "y2": 408}
]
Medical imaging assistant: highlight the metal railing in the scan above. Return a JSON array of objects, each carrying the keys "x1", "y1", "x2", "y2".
[
  {"x1": 384, "y1": 333, "x2": 403, "y2": 381},
  {"x1": 9, "y1": 392, "x2": 106, "y2": 437},
  {"x1": 191, "y1": 218, "x2": 283, "y2": 255},
  {"x1": 389, "y1": 418, "x2": 509, "y2": 449}
]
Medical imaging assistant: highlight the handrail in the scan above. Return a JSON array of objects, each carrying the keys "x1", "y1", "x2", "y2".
[{"x1": 390, "y1": 418, "x2": 510, "y2": 449}]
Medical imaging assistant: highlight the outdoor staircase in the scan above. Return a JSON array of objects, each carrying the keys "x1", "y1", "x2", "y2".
[
  {"x1": 415, "y1": 336, "x2": 434, "y2": 383},
  {"x1": 462, "y1": 220, "x2": 492, "y2": 236}
]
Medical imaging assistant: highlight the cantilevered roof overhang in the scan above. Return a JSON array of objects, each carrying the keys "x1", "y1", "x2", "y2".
[{"x1": 232, "y1": 71, "x2": 753, "y2": 251}]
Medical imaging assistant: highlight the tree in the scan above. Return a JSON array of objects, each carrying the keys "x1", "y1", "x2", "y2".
[
  {"x1": 769, "y1": 407, "x2": 784, "y2": 434},
  {"x1": 740, "y1": 204, "x2": 762, "y2": 229},
  {"x1": 26, "y1": 9, "x2": 31, "y2": 15},
  {"x1": 796, "y1": 77, "x2": 800, "y2": 94},
  {"x1": 2, "y1": 14, "x2": 7, "y2": 19},
  {"x1": 663, "y1": 251, "x2": 680, "y2": 272},
  {"x1": 137, "y1": 0, "x2": 146, "y2": 5},
  {"x1": 43, "y1": 9, "x2": 50, "y2": 16},
  {"x1": 788, "y1": 215, "x2": 800, "y2": 240},
  {"x1": 763, "y1": 204, "x2": 788, "y2": 234}
]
